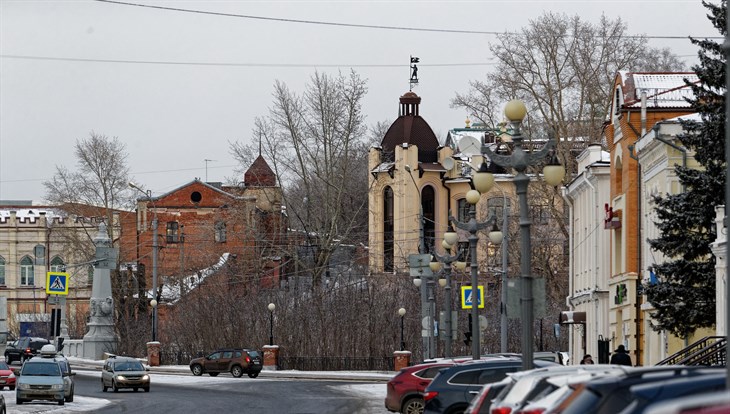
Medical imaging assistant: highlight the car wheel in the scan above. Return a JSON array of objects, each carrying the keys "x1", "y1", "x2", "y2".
[
  {"x1": 402, "y1": 397, "x2": 425, "y2": 414},
  {"x1": 248, "y1": 372, "x2": 259, "y2": 378},
  {"x1": 67, "y1": 386, "x2": 74, "y2": 402},
  {"x1": 144, "y1": 386, "x2": 150, "y2": 392},
  {"x1": 209, "y1": 372, "x2": 219, "y2": 377},
  {"x1": 134, "y1": 387, "x2": 139, "y2": 392},
  {"x1": 231, "y1": 365, "x2": 243, "y2": 378},
  {"x1": 113, "y1": 380, "x2": 119, "y2": 393},
  {"x1": 191, "y1": 364, "x2": 203, "y2": 376},
  {"x1": 102, "y1": 379, "x2": 107, "y2": 392},
  {"x1": 16, "y1": 398, "x2": 23, "y2": 405},
  {"x1": 9, "y1": 385, "x2": 14, "y2": 391},
  {"x1": 58, "y1": 399, "x2": 65, "y2": 406}
]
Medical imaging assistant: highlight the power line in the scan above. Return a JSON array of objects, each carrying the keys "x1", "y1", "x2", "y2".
[
  {"x1": 0, "y1": 54, "x2": 494, "y2": 68},
  {"x1": 92, "y1": 0, "x2": 721, "y2": 40}
]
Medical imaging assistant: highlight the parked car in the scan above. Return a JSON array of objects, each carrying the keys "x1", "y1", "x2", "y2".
[
  {"x1": 0, "y1": 361, "x2": 16, "y2": 391},
  {"x1": 618, "y1": 372, "x2": 725, "y2": 414},
  {"x1": 643, "y1": 390, "x2": 730, "y2": 414},
  {"x1": 35, "y1": 345, "x2": 75, "y2": 402},
  {"x1": 556, "y1": 366, "x2": 724, "y2": 414},
  {"x1": 189, "y1": 348, "x2": 262, "y2": 378},
  {"x1": 385, "y1": 361, "x2": 456, "y2": 414},
  {"x1": 15, "y1": 357, "x2": 67, "y2": 405},
  {"x1": 5, "y1": 337, "x2": 50, "y2": 364},
  {"x1": 486, "y1": 365, "x2": 627, "y2": 414},
  {"x1": 101, "y1": 356, "x2": 150, "y2": 392},
  {"x1": 423, "y1": 358, "x2": 558, "y2": 414}
]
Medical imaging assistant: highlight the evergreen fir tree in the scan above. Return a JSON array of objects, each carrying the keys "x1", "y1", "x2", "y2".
[{"x1": 644, "y1": 1, "x2": 726, "y2": 338}]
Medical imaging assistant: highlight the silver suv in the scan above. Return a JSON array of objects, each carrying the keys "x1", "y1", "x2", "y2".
[
  {"x1": 102, "y1": 356, "x2": 150, "y2": 392},
  {"x1": 16, "y1": 358, "x2": 67, "y2": 406}
]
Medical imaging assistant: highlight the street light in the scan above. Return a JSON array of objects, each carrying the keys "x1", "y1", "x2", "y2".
[
  {"x1": 450, "y1": 190, "x2": 503, "y2": 360},
  {"x1": 479, "y1": 99, "x2": 565, "y2": 370},
  {"x1": 129, "y1": 182, "x2": 159, "y2": 343},
  {"x1": 268, "y1": 303, "x2": 276, "y2": 346},
  {"x1": 432, "y1": 244, "x2": 461, "y2": 358},
  {"x1": 398, "y1": 308, "x2": 406, "y2": 351}
]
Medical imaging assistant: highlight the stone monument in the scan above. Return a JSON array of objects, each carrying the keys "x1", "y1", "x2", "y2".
[{"x1": 83, "y1": 222, "x2": 118, "y2": 359}]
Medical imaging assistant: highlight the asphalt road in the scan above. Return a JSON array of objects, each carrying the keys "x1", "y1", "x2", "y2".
[{"x1": 73, "y1": 370, "x2": 387, "y2": 414}]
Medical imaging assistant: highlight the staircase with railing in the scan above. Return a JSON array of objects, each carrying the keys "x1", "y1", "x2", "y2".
[{"x1": 656, "y1": 336, "x2": 726, "y2": 366}]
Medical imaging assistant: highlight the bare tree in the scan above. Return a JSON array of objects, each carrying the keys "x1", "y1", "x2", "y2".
[
  {"x1": 44, "y1": 131, "x2": 133, "y2": 239},
  {"x1": 452, "y1": 12, "x2": 685, "y2": 173},
  {"x1": 230, "y1": 70, "x2": 370, "y2": 286}
]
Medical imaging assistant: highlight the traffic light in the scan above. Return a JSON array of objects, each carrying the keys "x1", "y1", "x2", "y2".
[{"x1": 463, "y1": 331, "x2": 472, "y2": 347}]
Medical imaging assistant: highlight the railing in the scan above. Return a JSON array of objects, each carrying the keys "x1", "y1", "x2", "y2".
[
  {"x1": 160, "y1": 349, "x2": 201, "y2": 366},
  {"x1": 278, "y1": 356, "x2": 395, "y2": 372},
  {"x1": 656, "y1": 336, "x2": 726, "y2": 366}
]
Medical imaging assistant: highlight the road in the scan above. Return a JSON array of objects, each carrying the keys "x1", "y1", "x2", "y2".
[{"x1": 66, "y1": 369, "x2": 390, "y2": 414}]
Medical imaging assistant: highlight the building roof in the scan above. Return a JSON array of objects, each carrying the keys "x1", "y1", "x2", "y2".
[
  {"x1": 380, "y1": 91, "x2": 439, "y2": 157},
  {"x1": 619, "y1": 72, "x2": 698, "y2": 109},
  {"x1": 244, "y1": 155, "x2": 277, "y2": 187}
]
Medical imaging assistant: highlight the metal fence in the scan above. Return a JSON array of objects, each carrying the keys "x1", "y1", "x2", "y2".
[
  {"x1": 160, "y1": 349, "x2": 201, "y2": 366},
  {"x1": 277, "y1": 356, "x2": 395, "y2": 371}
]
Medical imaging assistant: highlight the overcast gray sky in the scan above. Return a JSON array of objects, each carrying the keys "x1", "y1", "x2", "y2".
[{"x1": 0, "y1": 0, "x2": 717, "y2": 202}]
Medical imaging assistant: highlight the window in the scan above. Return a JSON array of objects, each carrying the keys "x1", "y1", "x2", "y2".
[
  {"x1": 487, "y1": 197, "x2": 511, "y2": 221},
  {"x1": 20, "y1": 256, "x2": 34, "y2": 286},
  {"x1": 457, "y1": 198, "x2": 469, "y2": 222},
  {"x1": 166, "y1": 221, "x2": 180, "y2": 243},
  {"x1": 222, "y1": 351, "x2": 233, "y2": 359},
  {"x1": 50, "y1": 256, "x2": 65, "y2": 272},
  {"x1": 0, "y1": 256, "x2": 5, "y2": 285},
  {"x1": 208, "y1": 352, "x2": 221, "y2": 360},
  {"x1": 34, "y1": 245, "x2": 45, "y2": 265},
  {"x1": 215, "y1": 221, "x2": 227, "y2": 243},
  {"x1": 422, "y1": 186, "x2": 435, "y2": 253},
  {"x1": 383, "y1": 186, "x2": 394, "y2": 272},
  {"x1": 457, "y1": 242, "x2": 470, "y2": 263},
  {"x1": 449, "y1": 370, "x2": 480, "y2": 385}
]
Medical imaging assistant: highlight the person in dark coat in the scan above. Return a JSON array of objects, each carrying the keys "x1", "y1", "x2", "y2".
[
  {"x1": 580, "y1": 354, "x2": 594, "y2": 365},
  {"x1": 610, "y1": 344, "x2": 632, "y2": 366}
]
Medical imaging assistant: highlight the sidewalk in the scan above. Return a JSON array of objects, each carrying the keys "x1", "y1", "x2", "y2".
[{"x1": 66, "y1": 356, "x2": 394, "y2": 382}]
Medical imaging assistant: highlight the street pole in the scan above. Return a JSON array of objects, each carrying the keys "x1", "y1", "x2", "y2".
[
  {"x1": 481, "y1": 100, "x2": 563, "y2": 371},
  {"x1": 151, "y1": 208, "x2": 158, "y2": 343},
  {"x1": 268, "y1": 303, "x2": 275, "y2": 346},
  {"x1": 433, "y1": 250, "x2": 459, "y2": 358},
  {"x1": 500, "y1": 204, "x2": 509, "y2": 353},
  {"x1": 451, "y1": 192, "x2": 496, "y2": 360}
]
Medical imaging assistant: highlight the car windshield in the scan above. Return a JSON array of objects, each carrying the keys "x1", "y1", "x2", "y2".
[
  {"x1": 248, "y1": 351, "x2": 260, "y2": 358},
  {"x1": 114, "y1": 361, "x2": 145, "y2": 371},
  {"x1": 22, "y1": 362, "x2": 61, "y2": 376}
]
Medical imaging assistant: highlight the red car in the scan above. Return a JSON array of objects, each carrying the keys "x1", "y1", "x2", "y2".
[
  {"x1": 0, "y1": 361, "x2": 16, "y2": 390},
  {"x1": 385, "y1": 361, "x2": 455, "y2": 414}
]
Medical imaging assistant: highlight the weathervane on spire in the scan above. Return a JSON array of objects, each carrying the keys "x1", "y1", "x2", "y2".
[{"x1": 410, "y1": 56, "x2": 419, "y2": 91}]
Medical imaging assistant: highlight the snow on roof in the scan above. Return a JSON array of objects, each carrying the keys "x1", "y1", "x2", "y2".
[
  {"x1": 0, "y1": 208, "x2": 64, "y2": 219},
  {"x1": 625, "y1": 73, "x2": 699, "y2": 109},
  {"x1": 157, "y1": 253, "x2": 230, "y2": 304}
]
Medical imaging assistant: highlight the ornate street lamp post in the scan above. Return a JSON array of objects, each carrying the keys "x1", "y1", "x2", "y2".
[
  {"x1": 478, "y1": 99, "x2": 565, "y2": 370},
  {"x1": 398, "y1": 308, "x2": 406, "y2": 351},
  {"x1": 431, "y1": 235, "x2": 461, "y2": 358},
  {"x1": 268, "y1": 303, "x2": 276, "y2": 346},
  {"x1": 450, "y1": 196, "x2": 503, "y2": 360}
]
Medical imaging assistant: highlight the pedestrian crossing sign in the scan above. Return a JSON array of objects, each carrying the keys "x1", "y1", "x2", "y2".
[
  {"x1": 46, "y1": 272, "x2": 69, "y2": 295},
  {"x1": 461, "y1": 285, "x2": 485, "y2": 309}
]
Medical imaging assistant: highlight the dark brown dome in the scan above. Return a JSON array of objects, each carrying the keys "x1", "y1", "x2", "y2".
[{"x1": 380, "y1": 92, "x2": 439, "y2": 162}]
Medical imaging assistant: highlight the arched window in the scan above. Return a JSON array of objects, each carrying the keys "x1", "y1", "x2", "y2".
[
  {"x1": 50, "y1": 256, "x2": 65, "y2": 272},
  {"x1": 457, "y1": 198, "x2": 469, "y2": 222},
  {"x1": 20, "y1": 256, "x2": 34, "y2": 286},
  {"x1": 383, "y1": 186, "x2": 394, "y2": 272},
  {"x1": 0, "y1": 256, "x2": 5, "y2": 285},
  {"x1": 421, "y1": 186, "x2": 436, "y2": 253},
  {"x1": 215, "y1": 221, "x2": 227, "y2": 243}
]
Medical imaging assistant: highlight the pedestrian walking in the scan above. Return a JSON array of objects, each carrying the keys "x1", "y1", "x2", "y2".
[{"x1": 610, "y1": 344, "x2": 632, "y2": 366}]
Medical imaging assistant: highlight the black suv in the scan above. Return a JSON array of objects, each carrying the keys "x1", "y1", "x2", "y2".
[
  {"x1": 189, "y1": 348, "x2": 262, "y2": 378},
  {"x1": 5, "y1": 337, "x2": 50, "y2": 364},
  {"x1": 423, "y1": 357, "x2": 558, "y2": 414}
]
